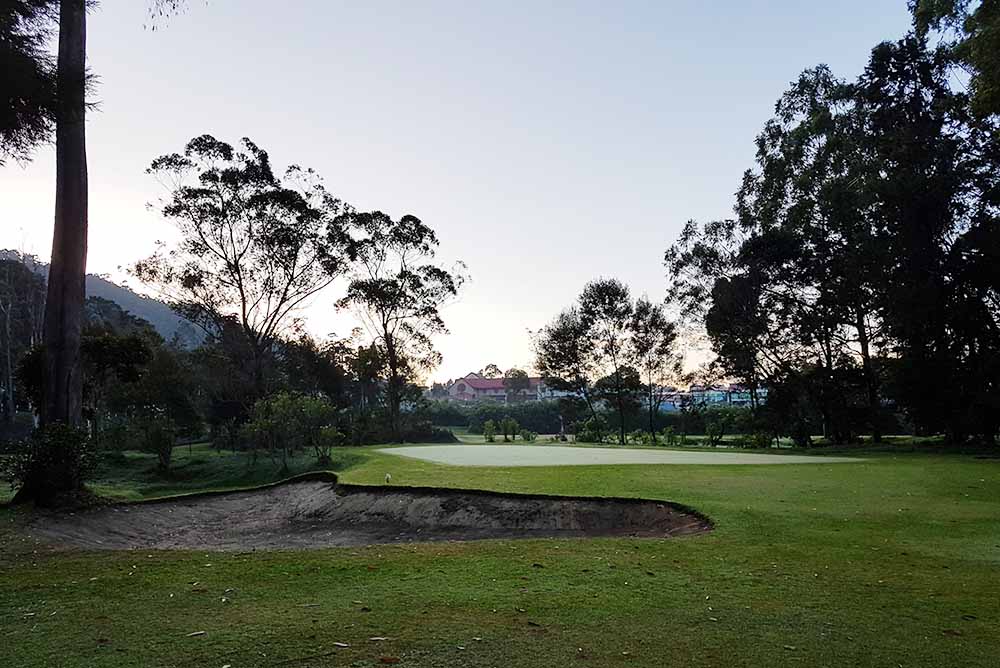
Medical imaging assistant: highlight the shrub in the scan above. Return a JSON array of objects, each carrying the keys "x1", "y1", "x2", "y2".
[
  {"x1": 660, "y1": 426, "x2": 678, "y2": 447},
  {"x1": 464, "y1": 400, "x2": 564, "y2": 434},
  {"x1": 400, "y1": 421, "x2": 457, "y2": 443},
  {"x1": 130, "y1": 413, "x2": 178, "y2": 472},
  {"x1": 628, "y1": 429, "x2": 652, "y2": 445},
  {"x1": 422, "y1": 400, "x2": 470, "y2": 427},
  {"x1": 5, "y1": 424, "x2": 96, "y2": 505},
  {"x1": 91, "y1": 416, "x2": 130, "y2": 453},
  {"x1": 312, "y1": 426, "x2": 344, "y2": 466},
  {"x1": 297, "y1": 396, "x2": 342, "y2": 464},
  {"x1": 242, "y1": 392, "x2": 306, "y2": 471},
  {"x1": 243, "y1": 392, "x2": 361, "y2": 466},
  {"x1": 704, "y1": 412, "x2": 729, "y2": 447},
  {"x1": 737, "y1": 431, "x2": 774, "y2": 449},
  {"x1": 501, "y1": 417, "x2": 519, "y2": 442},
  {"x1": 519, "y1": 428, "x2": 537, "y2": 442},
  {"x1": 483, "y1": 419, "x2": 497, "y2": 442},
  {"x1": 576, "y1": 415, "x2": 608, "y2": 443}
]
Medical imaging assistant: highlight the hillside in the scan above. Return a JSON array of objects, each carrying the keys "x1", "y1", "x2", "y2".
[
  {"x1": 84, "y1": 274, "x2": 202, "y2": 346},
  {"x1": 1, "y1": 250, "x2": 202, "y2": 346}
]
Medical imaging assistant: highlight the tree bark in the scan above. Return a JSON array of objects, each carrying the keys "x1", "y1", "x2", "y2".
[
  {"x1": 616, "y1": 390, "x2": 626, "y2": 446},
  {"x1": 384, "y1": 334, "x2": 401, "y2": 442},
  {"x1": 41, "y1": 0, "x2": 88, "y2": 428},
  {"x1": 856, "y1": 307, "x2": 881, "y2": 444},
  {"x1": 3, "y1": 303, "x2": 14, "y2": 425},
  {"x1": 648, "y1": 388, "x2": 656, "y2": 443}
]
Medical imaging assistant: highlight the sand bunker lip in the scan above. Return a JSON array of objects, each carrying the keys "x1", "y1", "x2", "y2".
[
  {"x1": 27, "y1": 473, "x2": 712, "y2": 551},
  {"x1": 379, "y1": 445, "x2": 863, "y2": 467}
]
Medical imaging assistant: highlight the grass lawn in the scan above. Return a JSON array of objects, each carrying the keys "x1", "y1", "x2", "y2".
[{"x1": 1, "y1": 443, "x2": 999, "y2": 667}]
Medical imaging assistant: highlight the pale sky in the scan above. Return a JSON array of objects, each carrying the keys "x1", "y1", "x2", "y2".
[{"x1": 0, "y1": 0, "x2": 912, "y2": 382}]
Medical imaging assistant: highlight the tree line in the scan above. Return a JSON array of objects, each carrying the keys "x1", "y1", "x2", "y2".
[
  {"x1": 1, "y1": 133, "x2": 464, "y2": 502},
  {"x1": 665, "y1": 33, "x2": 998, "y2": 446},
  {"x1": 536, "y1": 12, "x2": 999, "y2": 448},
  {"x1": 1, "y1": 1, "x2": 998, "y2": 503}
]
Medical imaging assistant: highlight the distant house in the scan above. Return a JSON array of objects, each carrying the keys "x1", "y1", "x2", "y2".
[{"x1": 441, "y1": 372, "x2": 575, "y2": 403}]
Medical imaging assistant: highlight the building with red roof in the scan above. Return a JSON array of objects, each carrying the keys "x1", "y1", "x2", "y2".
[{"x1": 444, "y1": 372, "x2": 574, "y2": 403}]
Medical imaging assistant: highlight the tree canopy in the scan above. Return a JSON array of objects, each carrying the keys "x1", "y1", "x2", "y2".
[
  {"x1": 133, "y1": 134, "x2": 355, "y2": 397},
  {"x1": 336, "y1": 211, "x2": 465, "y2": 441}
]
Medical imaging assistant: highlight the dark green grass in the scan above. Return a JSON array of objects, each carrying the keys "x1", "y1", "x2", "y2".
[
  {"x1": 2, "y1": 446, "x2": 999, "y2": 667},
  {"x1": 0, "y1": 445, "x2": 364, "y2": 504},
  {"x1": 87, "y1": 445, "x2": 365, "y2": 500}
]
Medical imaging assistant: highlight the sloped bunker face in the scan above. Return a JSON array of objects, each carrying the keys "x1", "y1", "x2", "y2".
[{"x1": 29, "y1": 478, "x2": 712, "y2": 551}]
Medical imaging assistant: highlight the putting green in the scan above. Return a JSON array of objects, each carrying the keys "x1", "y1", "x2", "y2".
[{"x1": 379, "y1": 444, "x2": 861, "y2": 467}]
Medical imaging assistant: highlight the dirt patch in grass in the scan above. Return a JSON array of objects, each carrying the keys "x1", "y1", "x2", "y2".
[{"x1": 26, "y1": 473, "x2": 711, "y2": 550}]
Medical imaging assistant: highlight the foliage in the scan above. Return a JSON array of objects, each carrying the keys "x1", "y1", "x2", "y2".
[
  {"x1": 593, "y1": 365, "x2": 643, "y2": 431},
  {"x1": 81, "y1": 332, "x2": 153, "y2": 432},
  {"x1": 537, "y1": 279, "x2": 680, "y2": 446},
  {"x1": 482, "y1": 419, "x2": 497, "y2": 442},
  {"x1": 480, "y1": 363, "x2": 502, "y2": 378},
  {"x1": 500, "y1": 417, "x2": 519, "y2": 442},
  {"x1": 336, "y1": 210, "x2": 465, "y2": 441},
  {"x1": 241, "y1": 392, "x2": 345, "y2": 470},
  {"x1": 5, "y1": 423, "x2": 95, "y2": 505},
  {"x1": 128, "y1": 413, "x2": 178, "y2": 472},
  {"x1": 629, "y1": 296, "x2": 678, "y2": 441},
  {"x1": 0, "y1": 0, "x2": 57, "y2": 165},
  {"x1": 579, "y1": 278, "x2": 635, "y2": 445},
  {"x1": 110, "y1": 344, "x2": 200, "y2": 470},
  {"x1": 666, "y1": 35, "x2": 1000, "y2": 446},
  {"x1": 502, "y1": 367, "x2": 530, "y2": 402},
  {"x1": 296, "y1": 396, "x2": 344, "y2": 465},
  {"x1": 704, "y1": 411, "x2": 728, "y2": 447},
  {"x1": 576, "y1": 415, "x2": 609, "y2": 443},
  {"x1": 0, "y1": 255, "x2": 46, "y2": 424},
  {"x1": 463, "y1": 400, "x2": 564, "y2": 434},
  {"x1": 912, "y1": 0, "x2": 1000, "y2": 116},
  {"x1": 133, "y1": 134, "x2": 354, "y2": 398},
  {"x1": 277, "y1": 335, "x2": 352, "y2": 407},
  {"x1": 736, "y1": 431, "x2": 774, "y2": 449},
  {"x1": 422, "y1": 399, "x2": 469, "y2": 426},
  {"x1": 399, "y1": 420, "x2": 457, "y2": 444},
  {"x1": 535, "y1": 308, "x2": 599, "y2": 416},
  {"x1": 519, "y1": 428, "x2": 537, "y2": 442},
  {"x1": 627, "y1": 429, "x2": 653, "y2": 445}
]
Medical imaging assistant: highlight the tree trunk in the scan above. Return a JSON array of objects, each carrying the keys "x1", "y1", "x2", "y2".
[
  {"x1": 616, "y1": 395, "x2": 626, "y2": 445},
  {"x1": 647, "y1": 383, "x2": 657, "y2": 443},
  {"x1": 41, "y1": 0, "x2": 88, "y2": 428},
  {"x1": 856, "y1": 308, "x2": 881, "y2": 444},
  {"x1": 384, "y1": 335, "x2": 401, "y2": 442},
  {"x1": 2, "y1": 303, "x2": 13, "y2": 425}
]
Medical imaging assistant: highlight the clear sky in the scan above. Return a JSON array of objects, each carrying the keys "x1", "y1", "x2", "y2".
[{"x1": 0, "y1": 0, "x2": 913, "y2": 382}]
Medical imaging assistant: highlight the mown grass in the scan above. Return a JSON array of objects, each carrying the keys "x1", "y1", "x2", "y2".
[{"x1": 1, "y1": 443, "x2": 998, "y2": 667}]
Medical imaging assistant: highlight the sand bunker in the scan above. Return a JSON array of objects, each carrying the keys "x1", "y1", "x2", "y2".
[
  {"x1": 380, "y1": 445, "x2": 862, "y2": 467},
  {"x1": 28, "y1": 474, "x2": 711, "y2": 551}
]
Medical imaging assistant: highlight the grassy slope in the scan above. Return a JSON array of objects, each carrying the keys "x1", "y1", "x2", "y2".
[{"x1": 1, "y1": 441, "x2": 998, "y2": 667}]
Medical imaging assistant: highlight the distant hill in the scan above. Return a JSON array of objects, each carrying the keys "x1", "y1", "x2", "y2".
[
  {"x1": 84, "y1": 274, "x2": 202, "y2": 347},
  {"x1": 1, "y1": 250, "x2": 202, "y2": 347}
]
